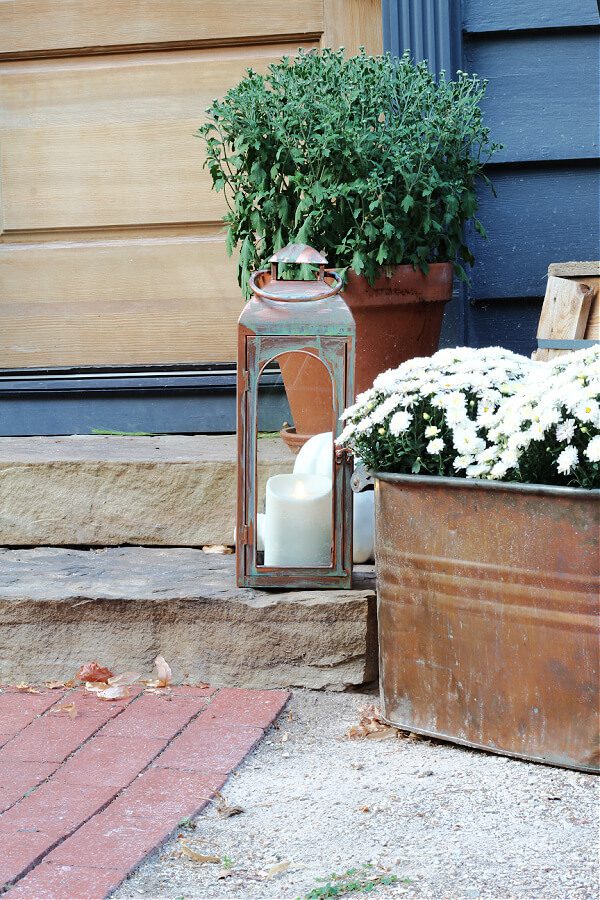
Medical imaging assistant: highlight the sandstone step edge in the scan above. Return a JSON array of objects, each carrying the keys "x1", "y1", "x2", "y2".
[
  {"x1": 0, "y1": 435, "x2": 293, "y2": 548},
  {"x1": 0, "y1": 547, "x2": 378, "y2": 691}
]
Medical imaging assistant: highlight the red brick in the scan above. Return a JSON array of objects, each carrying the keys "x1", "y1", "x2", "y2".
[
  {"x1": 0, "y1": 828, "x2": 56, "y2": 888},
  {"x1": 0, "y1": 693, "x2": 61, "y2": 748},
  {"x1": 154, "y1": 720, "x2": 264, "y2": 774},
  {"x1": 106, "y1": 767, "x2": 225, "y2": 822},
  {"x1": 0, "y1": 688, "x2": 137, "y2": 765},
  {"x1": 201, "y1": 687, "x2": 289, "y2": 729},
  {"x1": 4, "y1": 862, "x2": 124, "y2": 900},
  {"x1": 100, "y1": 690, "x2": 212, "y2": 740},
  {"x1": 58, "y1": 735, "x2": 166, "y2": 787},
  {"x1": 0, "y1": 779, "x2": 115, "y2": 840},
  {"x1": 46, "y1": 808, "x2": 171, "y2": 868},
  {"x1": 0, "y1": 762, "x2": 57, "y2": 813}
]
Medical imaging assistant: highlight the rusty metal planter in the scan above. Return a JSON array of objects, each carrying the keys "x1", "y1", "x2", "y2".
[{"x1": 375, "y1": 473, "x2": 600, "y2": 771}]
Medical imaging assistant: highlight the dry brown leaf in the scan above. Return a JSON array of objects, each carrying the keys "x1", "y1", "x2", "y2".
[
  {"x1": 85, "y1": 680, "x2": 108, "y2": 693},
  {"x1": 77, "y1": 662, "x2": 114, "y2": 683},
  {"x1": 202, "y1": 545, "x2": 234, "y2": 554},
  {"x1": 217, "y1": 802, "x2": 244, "y2": 819},
  {"x1": 154, "y1": 655, "x2": 172, "y2": 688},
  {"x1": 265, "y1": 861, "x2": 291, "y2": 878},
  {"x1": 194, "y1": 681, "x2": 210, "y2": 689},
  {"x1": 14, "y1": 683, "x2": 40, "y2": 693},
  {"x1": 45, "y1": 681, "x2": 67, "y2": 690},
  {"x1": 179, "y1": 843, "x2": 220, "y2": 864},
  {"x1": 107, "y1": 671, "x2": 141, "y2": 686},
  {"x1": 52, "y1": 701, "x2": 78, "y2": 719},
  {"x1": 346, "y1": 704, "x2": 399, "y2": 741},
  {"x1": 96, "y1": 684, "x2": 131, "y2": 701}
]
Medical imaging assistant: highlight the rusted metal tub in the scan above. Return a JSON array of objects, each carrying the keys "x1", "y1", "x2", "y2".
[{"x1": 375, "y1": 474, "x2": 600, "y2": 771}]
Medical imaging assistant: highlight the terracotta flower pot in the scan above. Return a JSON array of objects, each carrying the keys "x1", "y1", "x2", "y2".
[
  {"x1": 279, "y1": 263, "x2": 453, "y2": 450},
  {"x1": 375, "y1": 473, "x2": 600, "y2": 771}
]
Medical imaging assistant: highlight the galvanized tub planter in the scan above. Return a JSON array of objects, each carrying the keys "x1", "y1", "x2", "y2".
[{"x1": 375, "y1": 473, "x2": 600, "y2": 772}]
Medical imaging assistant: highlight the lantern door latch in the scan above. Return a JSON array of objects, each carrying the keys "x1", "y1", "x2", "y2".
[{"x1": 239, "y1": 523, "x2": 252, "y2": 545}]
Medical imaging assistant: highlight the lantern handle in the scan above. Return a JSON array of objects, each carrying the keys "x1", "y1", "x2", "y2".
[{"x1": 249, "y1": 268, "x2": 343, "y2": 303}]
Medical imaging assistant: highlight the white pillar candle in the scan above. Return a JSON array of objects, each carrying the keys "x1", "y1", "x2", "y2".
[{"x1": 263, "y1": 473, "x2": 332, "y2": 567}]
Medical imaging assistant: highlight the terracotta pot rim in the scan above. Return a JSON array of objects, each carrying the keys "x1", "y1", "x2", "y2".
[
  {"x1": 375, "y1": 471, "x2": 599, "y2": 499},
  {"x1": 347, "y1": 261, "x2": 454, "y2": 275}
]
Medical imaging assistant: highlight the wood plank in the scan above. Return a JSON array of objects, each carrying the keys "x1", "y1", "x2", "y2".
[
  {"x1": 548, "y1": 262, "x2": 600, "y2": 278},
  {"x1": 0, "y1": 0, "x2": 323, "y2": 57},
  {"x1": 467, "y1": 165, "x2": 600, "y2": 301},
  {"x1": 0, "y1": 236, "x2": 244, "y2": 367},
  {"x1": 0, "y1": 43, "x2": 316, "y2": 231},
  {"x1": 534, "y1": 276, "x2": 595, "y2": 360},
  {"x1": 322, "y1": 0, "x2": 382, "y2": 55},
  {"x1": 463, "y1": 31, "x2": 599, "y2": 163},
  {"x1": 463, "y1": 0, "x2": 599, "y2": 33}
]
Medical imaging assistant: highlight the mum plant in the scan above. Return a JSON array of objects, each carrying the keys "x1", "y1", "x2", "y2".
[
  {"x1": 338, "y1": 345, "x2": 600, "y2": 489},
  {"x1": 199, "y1": 48, "x2": 499, "y2": 295}
]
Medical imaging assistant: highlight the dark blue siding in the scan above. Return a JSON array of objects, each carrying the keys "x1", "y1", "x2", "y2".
[
  {"x1": 464, "y1": 30, "x2": 599, "y2": 163},
  {"x1": 463, "y1": 0, "x2": 599, "y2": 32},
  {"x1": 468, "y1": 165, "x2": 600, "y2": 300}
]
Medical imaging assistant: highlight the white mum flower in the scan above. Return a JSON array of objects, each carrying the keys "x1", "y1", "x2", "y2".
[
  {"x1": 424, "y1": 425, "x2": 440, "y2": 438},
  {"x1": 466, "y1": 463, "x2": 487, "y2": 478},
  {"x1": 575, "y1": 398, "x2": 600, "y2": 423},
  {"x1": 527, "y1": 421, "x2": 546, "y2": 441},
  {"x1": 453, "y1": 454, "x2": 474, "y2": 471},
  {"x1": 452, "y1": 426, "x2": 486, "y2": 455},
  {"x1": 584, "y1": 435, "x2": 600, "y2": 463},
  {"x1": 556, "y1": 418, "x2": 576, "y2": 443},
  {"x1": 426, "y1": 437, "x2": 445, "y2": 455},
  {"x1": 556, "y1": 445, "x2": 579, "y2": 475},
  {"x1": 389, "y1": 410, "x2": 413, "y2": 436},
  {"x1": 369, "y1": 394, "x2": 402, "y2": 424}
]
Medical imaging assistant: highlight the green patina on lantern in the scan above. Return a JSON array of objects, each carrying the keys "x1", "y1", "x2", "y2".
[{"x1": 236, "y1": 244, "x2": 355, "y2": 589}]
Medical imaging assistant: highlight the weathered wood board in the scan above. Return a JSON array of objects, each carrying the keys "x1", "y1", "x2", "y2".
[
  {"x1": 534, "y1": 274, "x2": 596, "y2": 360},
  {"x1": 0, "y1": 1, "x2": 382, "y2": 370}
]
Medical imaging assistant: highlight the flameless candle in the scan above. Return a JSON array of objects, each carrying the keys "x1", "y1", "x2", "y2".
[{"x1": 263, "y1": 473, "x2": 332, "y2": 567}]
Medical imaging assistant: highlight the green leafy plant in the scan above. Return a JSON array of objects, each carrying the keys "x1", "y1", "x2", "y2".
[
  {"x1": 301, "y1": 864, "x2": 406, "y2": 899},
  {"x1": 199, "y1": 48, "x2": 499, "y2": 296}
]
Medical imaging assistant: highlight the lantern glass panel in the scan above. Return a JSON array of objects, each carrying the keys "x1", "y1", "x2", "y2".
[{"x1": 255, "y1": 353, "x2": 336, "y2": 569}]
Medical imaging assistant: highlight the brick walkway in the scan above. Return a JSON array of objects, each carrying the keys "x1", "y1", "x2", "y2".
[{"x1": 0, "y1": 685, "x2": 288, "y2": 899}]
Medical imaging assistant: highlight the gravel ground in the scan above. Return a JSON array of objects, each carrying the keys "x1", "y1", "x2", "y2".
[{"x1": 114, "y1": 690, "x2": 599, "y2": 900}]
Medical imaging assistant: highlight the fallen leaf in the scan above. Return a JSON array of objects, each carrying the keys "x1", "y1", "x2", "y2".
[
  {"x1": 52, "y1": 701, "x2": 78, "y2": 719},
  {"x1": 77, "y1": 662, "x2": 114, "y2": 683},
  {"x1": 45, "y1": 681, "x2": 68, "y2": 690},
  {"x1": 216, "y1": 869, "x2": 235, "y2": 880},
  {"x1": 217, "y1": 803, "x2": 244, "y2": 818},
  {"x1": 14, "y1": 683, "x2": 40, "y2": 694},
  {"x1": 96, "y1": 684, "x2": 131, "y2": 701},
  {"x1": 107, "y1": 671, "x2": 141, "y2": 686},
  {"x1": 360, "y1": 805, "x2": 370, "y2": 813},
  {"x1": 346, "y1": 704, "x2": 399, "y2": 740},
  {"x1": 194, "y1": 681, "x2": 210, "y2": 689},
  {"x1": 202, "y1": 545, "x2": 234, "y2": 554},
  {"x1": 179, "y1": 843, "x2": 220, "y2": 864},
  {"x1": 265, "y1": 861, "x2": 290, "y2": 878},
  {"x1": 281, "y1": 731, "x2": 289, "y2": 743},
  {"x1": 85, "y1": 681, "x2": 108, "y2": 693},
  {"x1": 154, "y1": 655, "x2": 172, "y2": 688}
]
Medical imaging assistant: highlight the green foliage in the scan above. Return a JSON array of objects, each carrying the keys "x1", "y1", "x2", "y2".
[
  {"x1": 198, "y1": 48, "x2": 500, "y2": 295},
  {"x1": 301, "y1": 864, "x2": 406, "y2": 900}
]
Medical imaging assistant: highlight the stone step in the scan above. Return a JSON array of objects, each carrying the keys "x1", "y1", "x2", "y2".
[
  {"x1": 0, "y1": 547, "x2": 377, "y2": 691},
  {"x1": 0, "y1": 435, "x2": 293, "y2": 547}
]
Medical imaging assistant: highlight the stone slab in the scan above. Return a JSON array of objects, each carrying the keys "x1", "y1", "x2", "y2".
[
  {"x1": 0, "y1": 547, "x2": 377, "y2": 690},
  {"x1": 0, "y1": 434, "x2": 293, "y2": 547}
]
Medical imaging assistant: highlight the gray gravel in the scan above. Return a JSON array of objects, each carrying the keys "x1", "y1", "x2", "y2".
[{"x1": 114, "y1": 690, "x2": 599, "y2": 900}]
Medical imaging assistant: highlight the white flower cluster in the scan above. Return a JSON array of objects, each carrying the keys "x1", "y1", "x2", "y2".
[
  {"x1": 338, "y1": 346, "x2": 532, "y2": 470},
  {"x1": 338, "y1": 345, "x2": 600, "y2": 489},
  {"x1": 477, "y1": 345, "x2": 600, "y2": 483}
]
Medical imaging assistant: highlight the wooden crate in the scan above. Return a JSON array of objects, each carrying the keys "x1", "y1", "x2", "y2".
[{"x1": 534, "y1": 262, "x2": 599, "y2": 360}]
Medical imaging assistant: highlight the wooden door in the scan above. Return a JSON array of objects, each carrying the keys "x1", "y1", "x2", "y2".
[{"x1": 0, "y1": 1, "x2": 381, "y2": 371}]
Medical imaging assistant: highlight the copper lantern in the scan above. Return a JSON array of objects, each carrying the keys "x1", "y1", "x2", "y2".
[{"x1": 236, "y1": 243, "x2": 355, "y2": 589}]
